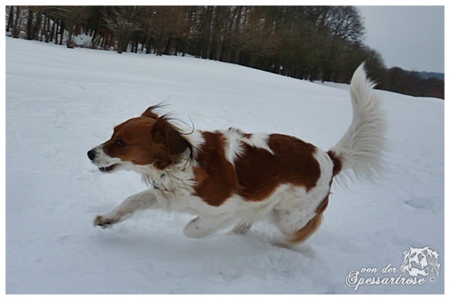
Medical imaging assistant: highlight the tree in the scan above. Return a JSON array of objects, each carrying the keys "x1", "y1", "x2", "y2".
[
  {"x1": 103, "y1": 6, "x2": 140, "y2": 53},
  {"x1": 147, "y1": 6, "x2": 187, "y2": 56},
  {"x1": 52, "y1": 6, "x2": 90, "y2": 48},
  {"x1": 7, "y1": 6, "x2": 27, "y2": 38}
]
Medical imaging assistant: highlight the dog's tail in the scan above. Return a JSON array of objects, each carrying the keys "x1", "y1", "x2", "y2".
[{"x1": 328, "y1": 63, "x2": 387, "y2": 183}]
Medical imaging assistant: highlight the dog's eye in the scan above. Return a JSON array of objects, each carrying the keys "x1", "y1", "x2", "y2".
[{"x1": 116, "y1": 139, "x2": 127, "y2": 148}]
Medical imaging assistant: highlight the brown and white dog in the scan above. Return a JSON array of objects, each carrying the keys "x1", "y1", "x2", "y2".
[{"x1": 87, "y1": 64, "x2": 386, "y2": 244}]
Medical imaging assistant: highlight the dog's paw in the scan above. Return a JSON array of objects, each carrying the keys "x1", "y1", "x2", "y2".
[{"x1": 93, "y1": 215, "x2": 114, "y2": 229}]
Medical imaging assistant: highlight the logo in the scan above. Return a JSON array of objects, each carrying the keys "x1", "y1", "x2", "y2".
[
  {"x1": 400, "y1": 246, "x2": 440, "y2": 277},
  {"x1": 346, "y1": 246, "x2": 440, "y2": 291}
]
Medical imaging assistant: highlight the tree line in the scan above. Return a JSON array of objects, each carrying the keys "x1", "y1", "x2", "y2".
[{"x1": 6, "y1": 6, "x2": 444, "y2": 99}]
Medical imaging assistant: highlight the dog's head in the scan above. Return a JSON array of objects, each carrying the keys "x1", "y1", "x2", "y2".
[{"x1": 87, "y1": 106, "x2": 192, "y2": 174}]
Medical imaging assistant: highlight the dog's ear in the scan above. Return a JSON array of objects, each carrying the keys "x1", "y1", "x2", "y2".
[
  {"x1": 151, "y1": 116, "x2": 192, "y2": 157},
  {"x1": 141, "y1": 105, "x2": 159, "y2": 119}
]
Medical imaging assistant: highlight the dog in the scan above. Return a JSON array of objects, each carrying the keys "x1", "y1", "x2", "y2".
[{"x1": 87, "y1": 64, "x2": 386, "y2": 244}]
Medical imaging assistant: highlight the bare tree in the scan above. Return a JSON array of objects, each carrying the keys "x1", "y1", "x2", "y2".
[
  {"x1": 103, "y1": 6, "x2": 140, "y2": 53},
  {"x1": 7, "y1": 6, "x2": 27, "y2": 38},
  {"x1": 52, "y1": 6, "x2": 90, "y2": 48}
]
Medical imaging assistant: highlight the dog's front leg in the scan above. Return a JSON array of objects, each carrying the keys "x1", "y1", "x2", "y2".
[{"x1": 94, "y1": 189, "x2": 159, "y2": 228}]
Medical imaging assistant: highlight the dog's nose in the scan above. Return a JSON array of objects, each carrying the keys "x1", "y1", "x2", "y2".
[{"x1": 87, "y1": 149, "x2": 96, "y2": 161}]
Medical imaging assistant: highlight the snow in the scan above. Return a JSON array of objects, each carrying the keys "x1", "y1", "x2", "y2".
[{"x1": 5, "y1": 38, "x2": 444, "y2": 294}]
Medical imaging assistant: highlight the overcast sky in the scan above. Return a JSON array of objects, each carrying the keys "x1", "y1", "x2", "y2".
[{"x1": 356, "y1": 6, "x2": 444, "y2": 73}]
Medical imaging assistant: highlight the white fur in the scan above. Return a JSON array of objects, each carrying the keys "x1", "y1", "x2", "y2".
[
  {"x1": 89, "y1": 145, "x2": 122, "y2": 169},
  {"x1": 241, "y1": 132, "x2": 274, "y2": 155},
  {"x1": 330, "y1": 63, "x2": 387, "y2": 182},
  {"x1": 222, "y1": 128, "x2": 274, "y2": 165},
  {"x1": 222, "y1": 128, "x2": 245, "y2": 164}
]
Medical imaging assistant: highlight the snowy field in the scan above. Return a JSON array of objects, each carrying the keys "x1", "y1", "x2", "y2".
[{"x1": 5, "y1": 38, "x2": 444, "y2": 294}]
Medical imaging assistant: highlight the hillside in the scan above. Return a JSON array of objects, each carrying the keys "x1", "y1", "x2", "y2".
[{"x1": 418, "y1": 71, "x2": 444, "y2": 81}]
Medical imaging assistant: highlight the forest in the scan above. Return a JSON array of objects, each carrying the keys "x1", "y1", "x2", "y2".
[{"x1": 6, "y1": 6, "x2": 444, "y2": 99}]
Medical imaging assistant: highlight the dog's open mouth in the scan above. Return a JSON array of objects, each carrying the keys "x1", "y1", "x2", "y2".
[{"x1": 99, "y1": 164, "x2": 118, "y2": 173}]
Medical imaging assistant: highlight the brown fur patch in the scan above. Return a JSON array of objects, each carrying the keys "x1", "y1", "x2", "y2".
[
  {"x1": 315, "y1": 194, "x2": 329, "y2": 214},
  {"x1": 193, "y1": 132, "x2": 322, "y2": 205},
  {"x1": 234, "y1": 134, "x2": 321, "y2": 201},
  {"x1": 327, "y1": 150, "x2": 342, "y2": 176},
  {"x1": 193, "y1": 131, "x2": 238, "y2": 206}
]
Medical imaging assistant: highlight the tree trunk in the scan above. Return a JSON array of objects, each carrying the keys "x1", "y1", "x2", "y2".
[
  {"x1": 163, "y1": 38, "x2": 173, "y2": 55},
  {"x1": 53, "y1": 20, "x2": 59, "y2": 44},
  {"x1": 34, "y1": 12, "x2": 42, "y2": 41},
  {"x1": 59, "y1": 21, "x2": 64, "y2": 45},
  {"x1": 7, "y1": 6, "x2": 14, "y2": 33},
  {"x1": 66, "y1": 27, "x2": 74, "y2": 48},
  {"x1": 12, "y1": 6, "x2": 21, "y2": 38},
  {"x1": 27, "y1": 9, "x2": 34, "y2": 40},
  {"x1": 48, "y1": 17, "x2": 55, "y2": 43}
]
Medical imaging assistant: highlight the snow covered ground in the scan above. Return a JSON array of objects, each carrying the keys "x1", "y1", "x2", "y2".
[{"x1": 5, "y1": 38, "x2": 444, "y2": 294}]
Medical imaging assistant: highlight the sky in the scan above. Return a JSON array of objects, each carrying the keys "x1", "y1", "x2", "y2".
[{"x1": 356, "y1": 6, "x2": 444, "y2": 73}]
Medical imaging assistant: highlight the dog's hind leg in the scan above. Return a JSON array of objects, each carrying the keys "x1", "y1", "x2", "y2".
[
  {"x1": 94, "y1": 189, "x2": 159, "y2": 228},
  {"x1": 271, "y1": 194, "x2": 329, "y2": 244}
]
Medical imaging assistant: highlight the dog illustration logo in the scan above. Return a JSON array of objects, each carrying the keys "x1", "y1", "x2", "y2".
[{"x1": 400, "y1": 246, "x2": 440, "y2": 277}]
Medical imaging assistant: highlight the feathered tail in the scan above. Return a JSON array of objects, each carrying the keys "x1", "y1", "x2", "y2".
[{"x1": 328, "y1": 63, "x2": 387, "y2": 182}]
